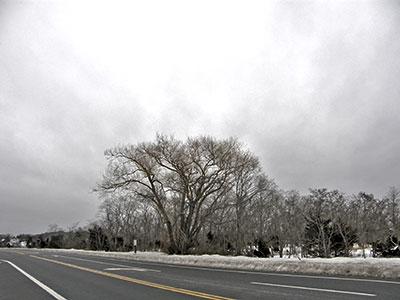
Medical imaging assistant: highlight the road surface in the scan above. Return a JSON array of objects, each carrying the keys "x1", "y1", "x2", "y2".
[{"x1": 1, "y1": 248, "x2": 399, "y2": 299}]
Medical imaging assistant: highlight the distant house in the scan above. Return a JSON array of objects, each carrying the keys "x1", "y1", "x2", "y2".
[{"x1": 351, "y1": 243, "x2": 373, "y2": 257}]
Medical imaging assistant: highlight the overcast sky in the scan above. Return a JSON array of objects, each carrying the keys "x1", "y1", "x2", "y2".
[{"x1": 1, "y1": 0, "x2": 400, "y2": 234}]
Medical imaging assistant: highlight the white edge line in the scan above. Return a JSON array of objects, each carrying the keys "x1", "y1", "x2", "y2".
[
  {"x1": 251, "y1": 281, "x2": 376, "y2": 297},
  {"x1": 1, "y1": 259, "x2": 67, "y2": 300}
]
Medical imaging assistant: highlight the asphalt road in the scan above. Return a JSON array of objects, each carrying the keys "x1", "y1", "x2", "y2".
[{"x1": 1, "y1": 249, "x2": 399, "y2": 299}]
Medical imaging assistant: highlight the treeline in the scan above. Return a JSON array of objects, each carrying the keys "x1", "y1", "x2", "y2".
[
  {"x1": 5, "y1": 135, "x2": 399, "y2": 258},
  {"x1": 90, "y1": 187, "x2": 400, "y2": 258},
  {"x1": 92, "y1": 135, "x2": 400, "y2": 257},
  {"x1": 0, "y1": 228, "x2": 88, "y2": 249},
  {"x1": 6, "y1": 184, "x2": 399, "y2": 258}
]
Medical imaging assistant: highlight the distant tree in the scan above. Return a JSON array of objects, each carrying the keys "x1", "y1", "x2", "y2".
[
  {"x1": 48, "y1": 234, "x2": 64, "y2": 249},
  {"x1": 253, "y1": 238, "x2": 271, "y2": 257},
  {"x1": 281, "y1": 190, "x2": 305, "y2": 257},
  {"x1": 47, "y1": 224, "x2": 63, "y2": 232},
  {"x1": 330, "y1": 193, "x2": 357, "y2": 256},
  {"x1": 26, "y1": 235, "x2": 33, "y2": 248},
  {"x1": 0, "y1": 234, "x2": 11, "y2": 247},
  {"x1": 385, "y1": 186, "x2": 400, "y2": 243},
  {"x1": 88, "y1": 225, "x2": 109, "y2": 251},
  {"x1": 39, "y1": 237, "x2": 47, "y2": 248},
  {"x1": 247, "y1": 180, "x2": 277, "y2": 247},
  {"x1": 266, "y1": 192, "x2": 287, "y2": 258},
  {"x1": 352, "y1": 192, "x2": 382, "y2": 258},
  {"x1": 63, "y1": 224, "x2": 89, "y2": 250},
  {"x1": 99, "y1": 193, "x2": 141, "y2": 251},
  {"x1": 303, "y1": 189, "x2": 343, "y2": 258},
  {"x1": 232, "y1": 167, "x2": 271, "y2": 255}
]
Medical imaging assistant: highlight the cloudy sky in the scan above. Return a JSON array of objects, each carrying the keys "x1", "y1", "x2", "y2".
[{"x1": 1, "y1": 0, "x2": 399, "y2": 234}]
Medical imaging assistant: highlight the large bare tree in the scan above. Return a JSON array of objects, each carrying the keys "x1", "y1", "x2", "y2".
[{"x1": 97, "y1": 135, "x2": 257, "y2": 254}]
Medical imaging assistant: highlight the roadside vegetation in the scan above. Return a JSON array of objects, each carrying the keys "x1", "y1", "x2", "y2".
[{"x1": 2, "y1": 135, "x2": 400, "y2": 259}]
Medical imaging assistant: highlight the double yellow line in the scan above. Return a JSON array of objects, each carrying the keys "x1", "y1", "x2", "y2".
[{"x1": 31, "y1": 255, "x2": 233, "y2": 300}]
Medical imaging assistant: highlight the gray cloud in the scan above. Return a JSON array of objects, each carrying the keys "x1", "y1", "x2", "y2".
[{"x1": 1, "y1": 1, "x2": 399, "y2": 234}]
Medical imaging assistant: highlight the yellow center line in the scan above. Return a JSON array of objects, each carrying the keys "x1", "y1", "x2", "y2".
[
  {"x1": 3, "y1": 250, "x2": 26, "y2": 255},
  {"x1": 30, "y1": 255, "x2": 233, "y2": 300}
]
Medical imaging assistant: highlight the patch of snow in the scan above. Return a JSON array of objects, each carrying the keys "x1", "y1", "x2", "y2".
[{"x1": 30, "y1": 248, "x2": 400, "y2": 279}]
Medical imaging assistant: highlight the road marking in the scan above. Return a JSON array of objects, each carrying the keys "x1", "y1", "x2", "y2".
[
  {"x1": 104, "y1": 267, "x2": 150, "y2": 271},
  {"x1": 1, "y1": 259, "x2": 67, "y2": 300},
  {"x1": 31, "y1": 255, "x2": 233, "y2": 300},
  {"x1": 10, "y1": 250, "x2": 26, "y2": 255},
  {"x1": 82, "y1": 255, "x2": 400, "y2": 285},
  {"x1": 51, "y1": 254, "x2": 161, "y2": 272},
  {"x1": 0, "y1": 249, "x2": 29, "y2": 256},
  {"x1": 251, "y1": 281, "x2": 376, "y2": 297}
]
